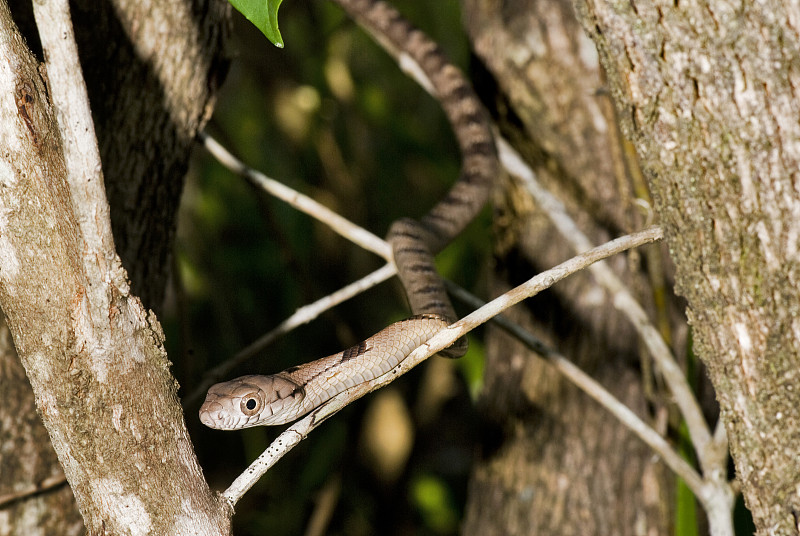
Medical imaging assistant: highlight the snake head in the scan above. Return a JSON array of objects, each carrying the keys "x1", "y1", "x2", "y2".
[{"x1": 199, "y1": 374, "x2": 305, "y2": 429}]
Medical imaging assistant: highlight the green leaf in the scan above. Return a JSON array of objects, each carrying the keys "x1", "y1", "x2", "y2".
[{"x1": 229, "y1": 0, "x2": 285, "y2": 48}]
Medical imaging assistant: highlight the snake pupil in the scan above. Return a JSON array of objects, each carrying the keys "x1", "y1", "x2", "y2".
[{"x1": 246, "y1": 399, "x2": 257, "y2": 410}]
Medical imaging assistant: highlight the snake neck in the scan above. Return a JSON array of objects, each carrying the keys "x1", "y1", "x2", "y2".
[{"x1": 281, "y1": 314, "x2": 451, "y2": 414}]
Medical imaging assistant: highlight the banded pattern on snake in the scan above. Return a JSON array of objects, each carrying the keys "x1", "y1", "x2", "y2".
[{"x1": 200, "y1": 0, "x2": 497, "y2": 429}]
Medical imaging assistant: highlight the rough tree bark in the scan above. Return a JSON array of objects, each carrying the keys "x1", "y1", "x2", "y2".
[
  {"x1": 458, "y1": 0, "x2": 685, "y2": 533},
  {"x1": 0, "y1": 0, "x2": 229, "y2": 533},
  {"x1": 572, "y1": 0, "x2": 800, "y2": 533}
]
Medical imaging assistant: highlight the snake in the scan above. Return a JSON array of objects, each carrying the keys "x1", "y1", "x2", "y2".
[
  {"x1": 199, "y1": 314, "x2": 449, "y2": 428},
  {"x1": 199, "y1": 0, "x2": 498, "y2": 430}
]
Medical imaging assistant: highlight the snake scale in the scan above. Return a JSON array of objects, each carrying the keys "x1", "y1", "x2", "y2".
[{"x1": 199, "y1": 0, "x2": 498, "y2": 429}]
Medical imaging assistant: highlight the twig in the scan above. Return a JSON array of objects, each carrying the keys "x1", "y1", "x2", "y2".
[
  {"x1": 183, "y1": 263, "x2": 396, "y2": 406},
  {"x1": 221, "y1": 226, "x2": 663, "y2": 506},
  {"x1": 196, "y1": 137, "x2": 697, "y2": 492},
  {"x1": 200, "y1": 133, "x2": 392, "y2": 261},
  {"x1": 198, "y1": 132, "x2": 724, "y2": 502},
  {"x1": 0, "y1": 472, "x2": 68, "y2": 509}
]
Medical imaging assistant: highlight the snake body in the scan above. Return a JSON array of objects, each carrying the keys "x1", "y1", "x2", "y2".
[
  {"x1": 199, "y1": 315, "x2": 448, "y2": 428},
  {"x1": 200, "y1": 0, "x2": 497, "y2": 429}
]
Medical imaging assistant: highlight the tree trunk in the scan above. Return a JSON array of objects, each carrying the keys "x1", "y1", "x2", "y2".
[
  {"x1": 0, "y1": 0, "x2": 230, "y2": 533},
  {"x1": 460, "y1": 0, "x2": 685, "y2": 533},
  {"x1": 573, "y1": 0, "x2": 800, "y2": 533}
]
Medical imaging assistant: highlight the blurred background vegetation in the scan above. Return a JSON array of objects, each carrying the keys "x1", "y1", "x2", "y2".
[{"x1": 167, "y1": 1, "x2": 492, "y2": 534}]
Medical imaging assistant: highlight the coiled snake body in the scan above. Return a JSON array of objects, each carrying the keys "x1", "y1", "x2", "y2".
[{"x1": 200, "y1": 0, "x2": 497, "y2": 430}]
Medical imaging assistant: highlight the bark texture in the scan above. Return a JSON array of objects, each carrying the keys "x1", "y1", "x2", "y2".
[
  {"x1": 459, "y1": 0, "x2": 684, "y2": 533},
  {"x1": 0, "y1": 0, "x2": 230, "y2": 533},
  {"x1": 573, "y1": 0, "x2": 800, "y2": 533}
]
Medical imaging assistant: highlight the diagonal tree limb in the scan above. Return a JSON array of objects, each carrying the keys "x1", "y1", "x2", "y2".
[
  {"x1": 200, "y1": 133, "x2": 392, "y2": 261},
  {"x1": 220, "y1": 226, "x2": 664, "y2": 506}
]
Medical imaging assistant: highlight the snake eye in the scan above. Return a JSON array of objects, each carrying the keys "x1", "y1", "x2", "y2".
[{"x1": 240, "y1": 392, "x2": 264, "y2": 416}]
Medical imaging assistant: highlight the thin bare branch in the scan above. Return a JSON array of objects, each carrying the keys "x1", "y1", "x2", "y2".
[
  {"x1": 194, "y1": 139, "x2": 695, "y2": 490},
  {"x1": 200, "y1": 133, "x2": 392, "y2": 261},
  {"x1": 0, "y1": 472, "x2": 68, "y2": 509},
  {"x1": 221, "y1": 226, "x2": 663, "y2": 506},
  {"x1": 199, "y1": 131, "x2": 724, "y2": 506}
]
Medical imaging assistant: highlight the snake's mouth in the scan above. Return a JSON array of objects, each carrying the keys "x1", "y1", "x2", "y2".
[{"x1": 199, "y1": 398, "x2": 228, "y2": 429}]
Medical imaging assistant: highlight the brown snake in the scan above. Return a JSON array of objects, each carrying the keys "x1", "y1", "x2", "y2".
[{"x1": 199, "y1": 0, "x2": 498, "y2": 430}]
